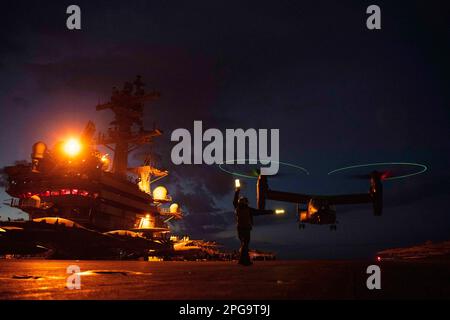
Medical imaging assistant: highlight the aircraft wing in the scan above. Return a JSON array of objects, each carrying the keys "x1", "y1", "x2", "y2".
[
  {"x1": 317, "y1": 193, "x2": 372, "y2": 205},
  {"x1": 266, "y1": 189, "x2": 311, "y2": 204},
  {"x1": 266, "y1": 189, "x2": 372, "y2": 205}
]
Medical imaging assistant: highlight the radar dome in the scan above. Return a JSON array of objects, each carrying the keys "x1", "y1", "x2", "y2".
[
  {"x1": 153, "y1": 186, "x2": 168, "y2": 201},
  {"x1": 32, "y1": 142, "x2": 47, "y2": 159},
  {"x1": 169, "y1": 203, "x2": 179, "y2": 213}
]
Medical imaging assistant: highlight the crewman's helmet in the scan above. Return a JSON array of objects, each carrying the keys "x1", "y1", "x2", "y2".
[{"x1": 238, "y1": 196, "x2": 249, "y2": 206}]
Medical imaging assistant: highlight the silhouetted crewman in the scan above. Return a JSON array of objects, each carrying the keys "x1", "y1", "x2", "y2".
[{"x1": 233, "y1": 186, "x2": 274, "y2": 266}]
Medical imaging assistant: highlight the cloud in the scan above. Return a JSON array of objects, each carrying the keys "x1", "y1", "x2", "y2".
[
  {"x1": 169, "y1": 179, "x2": 234, "y2": 237},
  {"x1": 0, "y1": 168, "x2": 6, "y2": 187},
  {"x1": 384, "y1": 175, "x2": 450, "y2": 208}
]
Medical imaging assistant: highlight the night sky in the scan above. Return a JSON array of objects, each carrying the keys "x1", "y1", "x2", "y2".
[{"x1": 0, "y1": 0, "x2": 449, "y2": 258}]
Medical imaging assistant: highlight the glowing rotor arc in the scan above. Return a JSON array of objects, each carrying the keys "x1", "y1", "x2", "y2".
[
  {"x1": 327, "y1": 162, "x2": 428, "y2": 181},
  {"x1": 218, "y1": 158, "x2": 310, "y2": 179}
]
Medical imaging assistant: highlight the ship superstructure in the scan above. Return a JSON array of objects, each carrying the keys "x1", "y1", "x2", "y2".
[{"x1": 3, "y1": 77, "x2": 182, "y2": 236}]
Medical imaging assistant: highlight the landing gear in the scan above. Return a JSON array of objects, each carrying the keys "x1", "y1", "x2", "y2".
[
  {"x1": 298, "y1": 223, "x2": 306, "y2": 230},
  {"x1": 330, "y1": 225, "x2": 337, "y2": 231}
]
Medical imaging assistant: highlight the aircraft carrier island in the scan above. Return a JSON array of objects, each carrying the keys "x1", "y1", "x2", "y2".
[{"x1": 0, "y1": 77, "x2": 225, "y2": 260}]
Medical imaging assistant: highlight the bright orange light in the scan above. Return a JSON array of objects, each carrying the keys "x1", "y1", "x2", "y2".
[
  {"x1": 308, "y1": 202, "x2": 318, "y2": 215},
  {"x1": 139, "y1": 214, "x2": 152, "y2": 229},
  {"x1": 63, "y1": 138, "x2": 82, "y2": 157},
  {"x1": 153, "y1": 186, "x2": 168, "y2": 201},
  {"x1": 169, "y1": 203, "x2": 179, "y2": 213},
  {"x1": 300, "y1": 212, "x2": 308, "y2": 221}
]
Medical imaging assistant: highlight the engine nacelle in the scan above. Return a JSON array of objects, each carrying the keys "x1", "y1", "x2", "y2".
[
  {"x1": 370, "y1": 171, "x2": 383, "y2": 216},
  {"x1": 256, "y1": 175, "x2": 268, "y2": 210}
]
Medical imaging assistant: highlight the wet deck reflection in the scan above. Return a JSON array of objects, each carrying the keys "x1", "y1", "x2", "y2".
[{"x1": 0, "y1": 260, "x2": 449, "y2": 299}]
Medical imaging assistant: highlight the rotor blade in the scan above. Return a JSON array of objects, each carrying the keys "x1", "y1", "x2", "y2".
[
  {"x1": 248, "y1": 170, "x2": 289, "y2": 179},
  {"x1": 345, "y1": 173, "x2": 372, "y2": 180},
  {"x1": 344, "y1": 170, "x2": 391, "y2": 180}
]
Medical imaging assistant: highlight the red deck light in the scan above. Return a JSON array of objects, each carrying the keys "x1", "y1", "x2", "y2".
[
  {"x1": 41, "y1": 190, "x2": 51, "y2": 197},
  {"x1": 60, "y1": 189, "x2": 71, "y2": 195}
]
